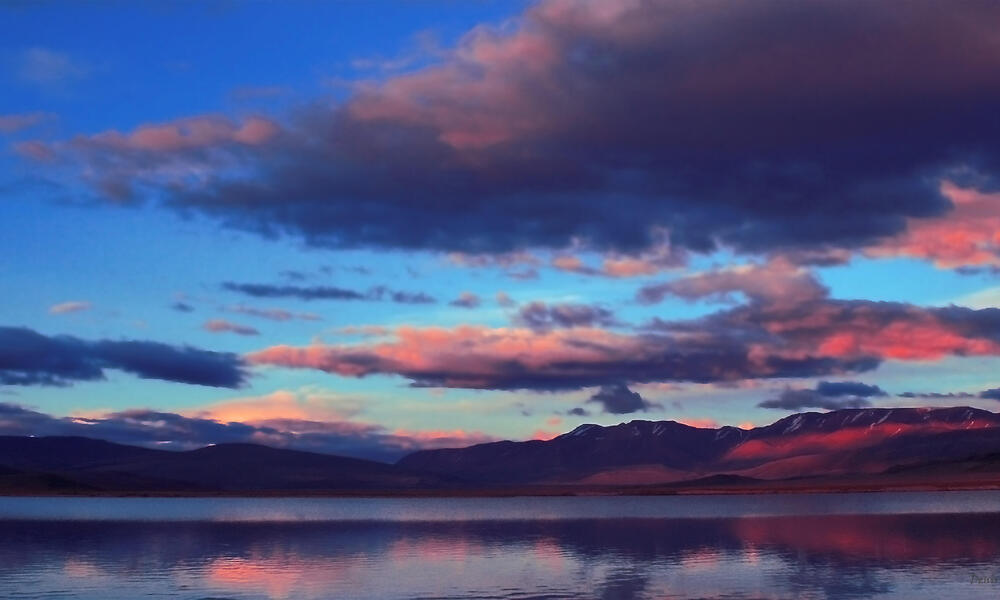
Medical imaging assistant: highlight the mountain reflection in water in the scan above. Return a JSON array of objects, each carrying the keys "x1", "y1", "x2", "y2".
[{"x1": 2, "y1": 507, "x2": 999, "y2": 599}]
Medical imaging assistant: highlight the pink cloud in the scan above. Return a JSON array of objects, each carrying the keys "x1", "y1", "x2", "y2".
[
  {"x1": 751, "y1": 301, "x2": 1000, "y2": 362},
  {"x1": 0, "y1": 112, "x2": 53, "y2": 134},
  {"x1": 203, "y1": 319, "x2": 260, "y2": 336},
  {"x1": 530, "y1": 429, "x2": 562, "y2": 441},
  {"x1": 551, "y1": 238, "x2": 685, "y2": 278},
  {"x1": 248, "y1": 294, "x2": 1000, "y2": 391},
  {"x1": 387, "y1": 427, "x2": 498, "y2": 451},
  {"x1": 48, "y1": 300, "x2": 91, "y2": 315},
  {"x1": 348, "y1": 24, "x2": 560, "y2": 150},
  {"x1": 84, "y1": 115, "x2": 279, "y2": 153},
  {"x1": 15, "y1": 140, "x2": 55, "y2": 161},
  {"x1": 18, "y1": 114, "x2": 281, "y2": 202},
  {"x1": 678, "y1": 418, "x2": 719, "y2": 429},
  {"x1": 638, "y1": 259, "x2": 829, "y2": 307},
  {"x1": 247, "y1": 325, "x2": 655, "y2": 389},
  {"x1": 187, "y1": 389, "x2": 363, "y2": 423},
  {"x1": 866, "y1": 182, "x2": 1000, "y2": 269}
]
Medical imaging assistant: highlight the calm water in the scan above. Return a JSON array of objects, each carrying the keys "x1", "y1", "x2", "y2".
[{"x1": 2, "y1": 492, "x2": 999, "y2": 599}]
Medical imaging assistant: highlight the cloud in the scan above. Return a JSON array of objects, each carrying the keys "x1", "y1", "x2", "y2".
[
  {"x1": 245, "y1": 322, "x2": 873, "y2": 391},
  {"x1": 757, "y1": 380, "x2": 885, "y2": 411},
  {"x1": 866, "y1": 184, "x2": 1000, "y2": 269},
  {"x1": 16, "y1": 47, "x2": 90, "y2": 87},
  {"x1": 638, "y1": 260, "x2": 828, "y2": 307},
  {"x1": 587, "y1": 383, "x2": 659, "y2": 414},
  {"x1": 187, "y1": 388, "x2": 363, "y2": 423},
  {"x1": 981, "y1": 388, "x2": 1000, "y2": 401},
  {"x1": 552, "y1": 243, "x2": 685, "y2": 278},
  {"x1": 247, "y1": 295, "x2": 1000, "y2": 392},
  {"x1": 221, "y1": 282, "x2": 435, "y2": 304},
  {"x1": 335, "y1": 325, "x2": 390, "y2": 337},
  {"x1": 495, "y1": 291, "x2": 516, "y2": 307},
  {"x1": 758, "y1": 387, "x2": 876, "y2": 411},
  {"x1": 80, "y1": 114, "x2": 278, "y2": 153},
  {"x1": 226, "y1": 304, "x2": 321, "y2": 322},
  {"x1": 202, "y1": 319, "x2": 260, "y2": 336},
  {"x1": 814, "y1": 381, "x2": 887, "y2": 398},
  {"x1": 513, "y1": 301, "x2": 617, "y2": 332},
  {"x1": 0, "y1": 401, "x2": 496, "y2": 462},
  {"x1": 24, "y1": 1, "x2": 1000, "y2": 262},
  {"x1": 170, "y1": 301, "x2": 195, "y2": 313},
  {"x1": 652, "y1": 299, "x2": 1000, "y2": 363},
  {"x1": 566, "y1": 407, "x2": 590, "y2": 417},
  {"x1": 0, "y1": 111, "x2": 53, "y2": 134},
  {"x1": 0, "y1": 326, "x2": 247, "y2": 387},
  {"x1": 48, "y1": 300, "x2": 91, "y2": 314},
  {"x1": 449, "y1": 292, "x2": 481, "y2": 309},
  {"x1": 678, "y1": 418, "x2": 719, "y2": 429},
  {"x1": 898, "y1": 391, "x2": 976, "y2": 399}
]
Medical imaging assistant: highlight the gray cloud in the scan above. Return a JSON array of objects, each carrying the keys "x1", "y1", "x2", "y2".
[
  {"x1": 449, "y1": 292, "x2": 481, "y2": 309},
  {"x1": 513, "y1": 301, "x2": 618, "y2": 332},
  {"x1": 222, "y1": 282, "x2": 435, "y2": 304},
  {"x1": 588, "y1": 383, "x2": 660, "y2": 415}
]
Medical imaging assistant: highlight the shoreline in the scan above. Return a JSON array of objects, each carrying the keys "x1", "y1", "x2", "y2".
[{"x1": 3, "y1": 478, "x2": 1000, "y2": 499}]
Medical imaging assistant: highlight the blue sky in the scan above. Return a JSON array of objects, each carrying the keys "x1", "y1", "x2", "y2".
[{"x1": 3, "y1": 0, "x2": 1000, "y2": 460}]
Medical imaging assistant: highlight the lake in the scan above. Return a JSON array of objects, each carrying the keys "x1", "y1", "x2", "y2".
[{"x1": 2, "y1": 492, "x2": 999, "y2": 599}]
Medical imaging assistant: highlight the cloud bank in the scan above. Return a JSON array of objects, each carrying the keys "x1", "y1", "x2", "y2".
[
  {"x1": 22, "y1": 0, "x2": 1000, "y2": 266},
  {"x1": 0, "y1": 326, "x2": 247, "y2": 388}
]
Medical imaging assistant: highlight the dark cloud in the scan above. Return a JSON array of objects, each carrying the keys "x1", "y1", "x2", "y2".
[
  {"x1": 513, "y1": 301, "x2": 618, "y2": 332},
  {"x1": 567, "y1": 407, "x2": 590, "y2": 417},
  {"x1": 899, "y1": 387, "x2": 1000, "y2": 402},
  {"x1": 759, "y1": 380, "x2": 885, "y2": 411},
  {"x1": 30, "y1": 1, "x2": 1000, "y2": 260},
  {"x1": 0, "y1": 403, "x2": 489, "y2": 463},
  {"x1": 981, "y1": 388, "x2": 1000, "y2": 401},
  {"x1": 0, "y1": 326, "x2": 246, "y2": 388},
  {"x1": 815, "y1": 381, "x2": 886, "y2": 398},
  {"x1": 588, "y1": 383, "x2": 660, "y2": 414},
  {"x1": 221, "y1": 282, "x2": 435, "y2": 304},
  {"x1": 170, "y1": 301, "x2": 194, "y2": 313}
]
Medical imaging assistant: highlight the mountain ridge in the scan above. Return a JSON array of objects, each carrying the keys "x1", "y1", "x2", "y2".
[
  {"x1": 398, "y1": 406, "x2": 1000, "y2": 485},
  {"x1": 3, "y1": 406, "x2": 1000, "y2": 494}
]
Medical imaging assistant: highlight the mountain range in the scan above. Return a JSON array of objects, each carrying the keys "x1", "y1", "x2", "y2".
[{"x1": 4, "y1": 407, "x2": 1000, "y2": 494}]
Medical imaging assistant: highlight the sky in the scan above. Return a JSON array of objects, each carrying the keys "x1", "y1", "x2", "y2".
[{"x1": 2, "y1": 0, "x2": 1000, "y2": 462}]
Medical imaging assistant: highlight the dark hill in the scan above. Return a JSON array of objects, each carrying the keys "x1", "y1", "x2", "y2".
[{"x1": 0, "y1": 436, "x2": 446, "y2": 492}]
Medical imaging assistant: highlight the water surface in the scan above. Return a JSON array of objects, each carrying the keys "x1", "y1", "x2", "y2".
[{"x1": 2, "y1": 492, "x2": 999, "y2": 599}]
